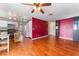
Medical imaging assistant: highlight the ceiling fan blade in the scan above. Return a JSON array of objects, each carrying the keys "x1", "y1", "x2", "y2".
[
  {"x1": 41, "y1": 3, "x2": 51, "y2": 6},
  {"x1": 22, "y1": 3, "x2": 33, "y2": 6},
  {"x1": 31, "y1": 9, "x2": 35, "y2": 13},
  {"x1": 40, "y1": 9, "x2": 44, "y2": 14}
]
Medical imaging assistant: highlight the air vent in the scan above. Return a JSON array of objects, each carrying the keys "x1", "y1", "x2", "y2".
[{"x1": 49, "y1": 13, "x2": 53, "y2": 15}]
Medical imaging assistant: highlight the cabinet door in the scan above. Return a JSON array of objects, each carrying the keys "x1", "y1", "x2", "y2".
[{"x1": 73, "y1": 17, "x2": 79, "y2": 41}]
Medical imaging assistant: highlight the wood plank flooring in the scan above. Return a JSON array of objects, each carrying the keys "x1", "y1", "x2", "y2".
[{"x1": 0, "y1": 35, "x2": 79, "y2": 56}]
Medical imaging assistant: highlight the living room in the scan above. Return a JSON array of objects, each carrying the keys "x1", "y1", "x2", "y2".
[{"x1": 0, "y1": 1, "x2": 79, "y2": 58}]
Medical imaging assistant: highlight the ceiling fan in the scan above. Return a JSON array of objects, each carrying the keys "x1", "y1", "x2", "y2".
[{"x1": 22, "y1": 3, "x2": 51, "y2": 14}]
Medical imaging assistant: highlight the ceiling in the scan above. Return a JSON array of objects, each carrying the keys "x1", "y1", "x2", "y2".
[
  {"x1": 0, "y1": 3, "x2": 79, "y2": 21},
  {"x1": 0, "y1": 3, "x2": 53, "y2": 21},
  {"x1": 53, "y1": 3, "x2": 79, "y2": 20}
]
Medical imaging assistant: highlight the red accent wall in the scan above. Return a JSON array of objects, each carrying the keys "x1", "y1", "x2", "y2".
[
  {"x1": 32, "y1": 17, "x2": 48, "y2": 38},
  {"x1": 59, "y1": 18, "x2": 74, "y2": 40}
]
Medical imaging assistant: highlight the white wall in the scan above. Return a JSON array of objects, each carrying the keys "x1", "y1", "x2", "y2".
[
  {"x1": 24, "y1": 23, "x2": 29, "y2": 37},
  {"x1": 24, "y1": 21, "x2": 32, "y2": 38},
  {"x1": 28, "y1": 21, "x2": 32, "y2": 38},
  {"x1": 48, "y1": 21, "x2": 56, "y2": 36}
]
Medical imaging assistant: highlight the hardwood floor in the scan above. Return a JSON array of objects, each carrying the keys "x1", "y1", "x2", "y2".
[{"x1": 0, "y1": 35, "x2": 79, "y2": 56}]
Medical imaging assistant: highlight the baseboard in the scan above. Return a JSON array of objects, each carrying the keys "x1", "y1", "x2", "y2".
[
  {"x1": 32, "y1": 35, "x2": 48, "y2": 40},
  {"x1": 59, "y1": 37, "x2": 73, "y2": 40},
  {"x1": 49, "y1": 34, "x2": 55, "y2": 37}
]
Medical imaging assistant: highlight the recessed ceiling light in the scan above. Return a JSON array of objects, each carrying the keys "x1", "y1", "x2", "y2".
[{"x1": 13, "y1": 17, "x2": 17, "y2": 20}]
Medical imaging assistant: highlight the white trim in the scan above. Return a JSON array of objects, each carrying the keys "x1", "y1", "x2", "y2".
[
  {"x1": 59, "y1": 37, "x2": 73, "y2": 40},
  {"x1": 32, "y1": 35, "x2": 48, "y2": 40}
]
